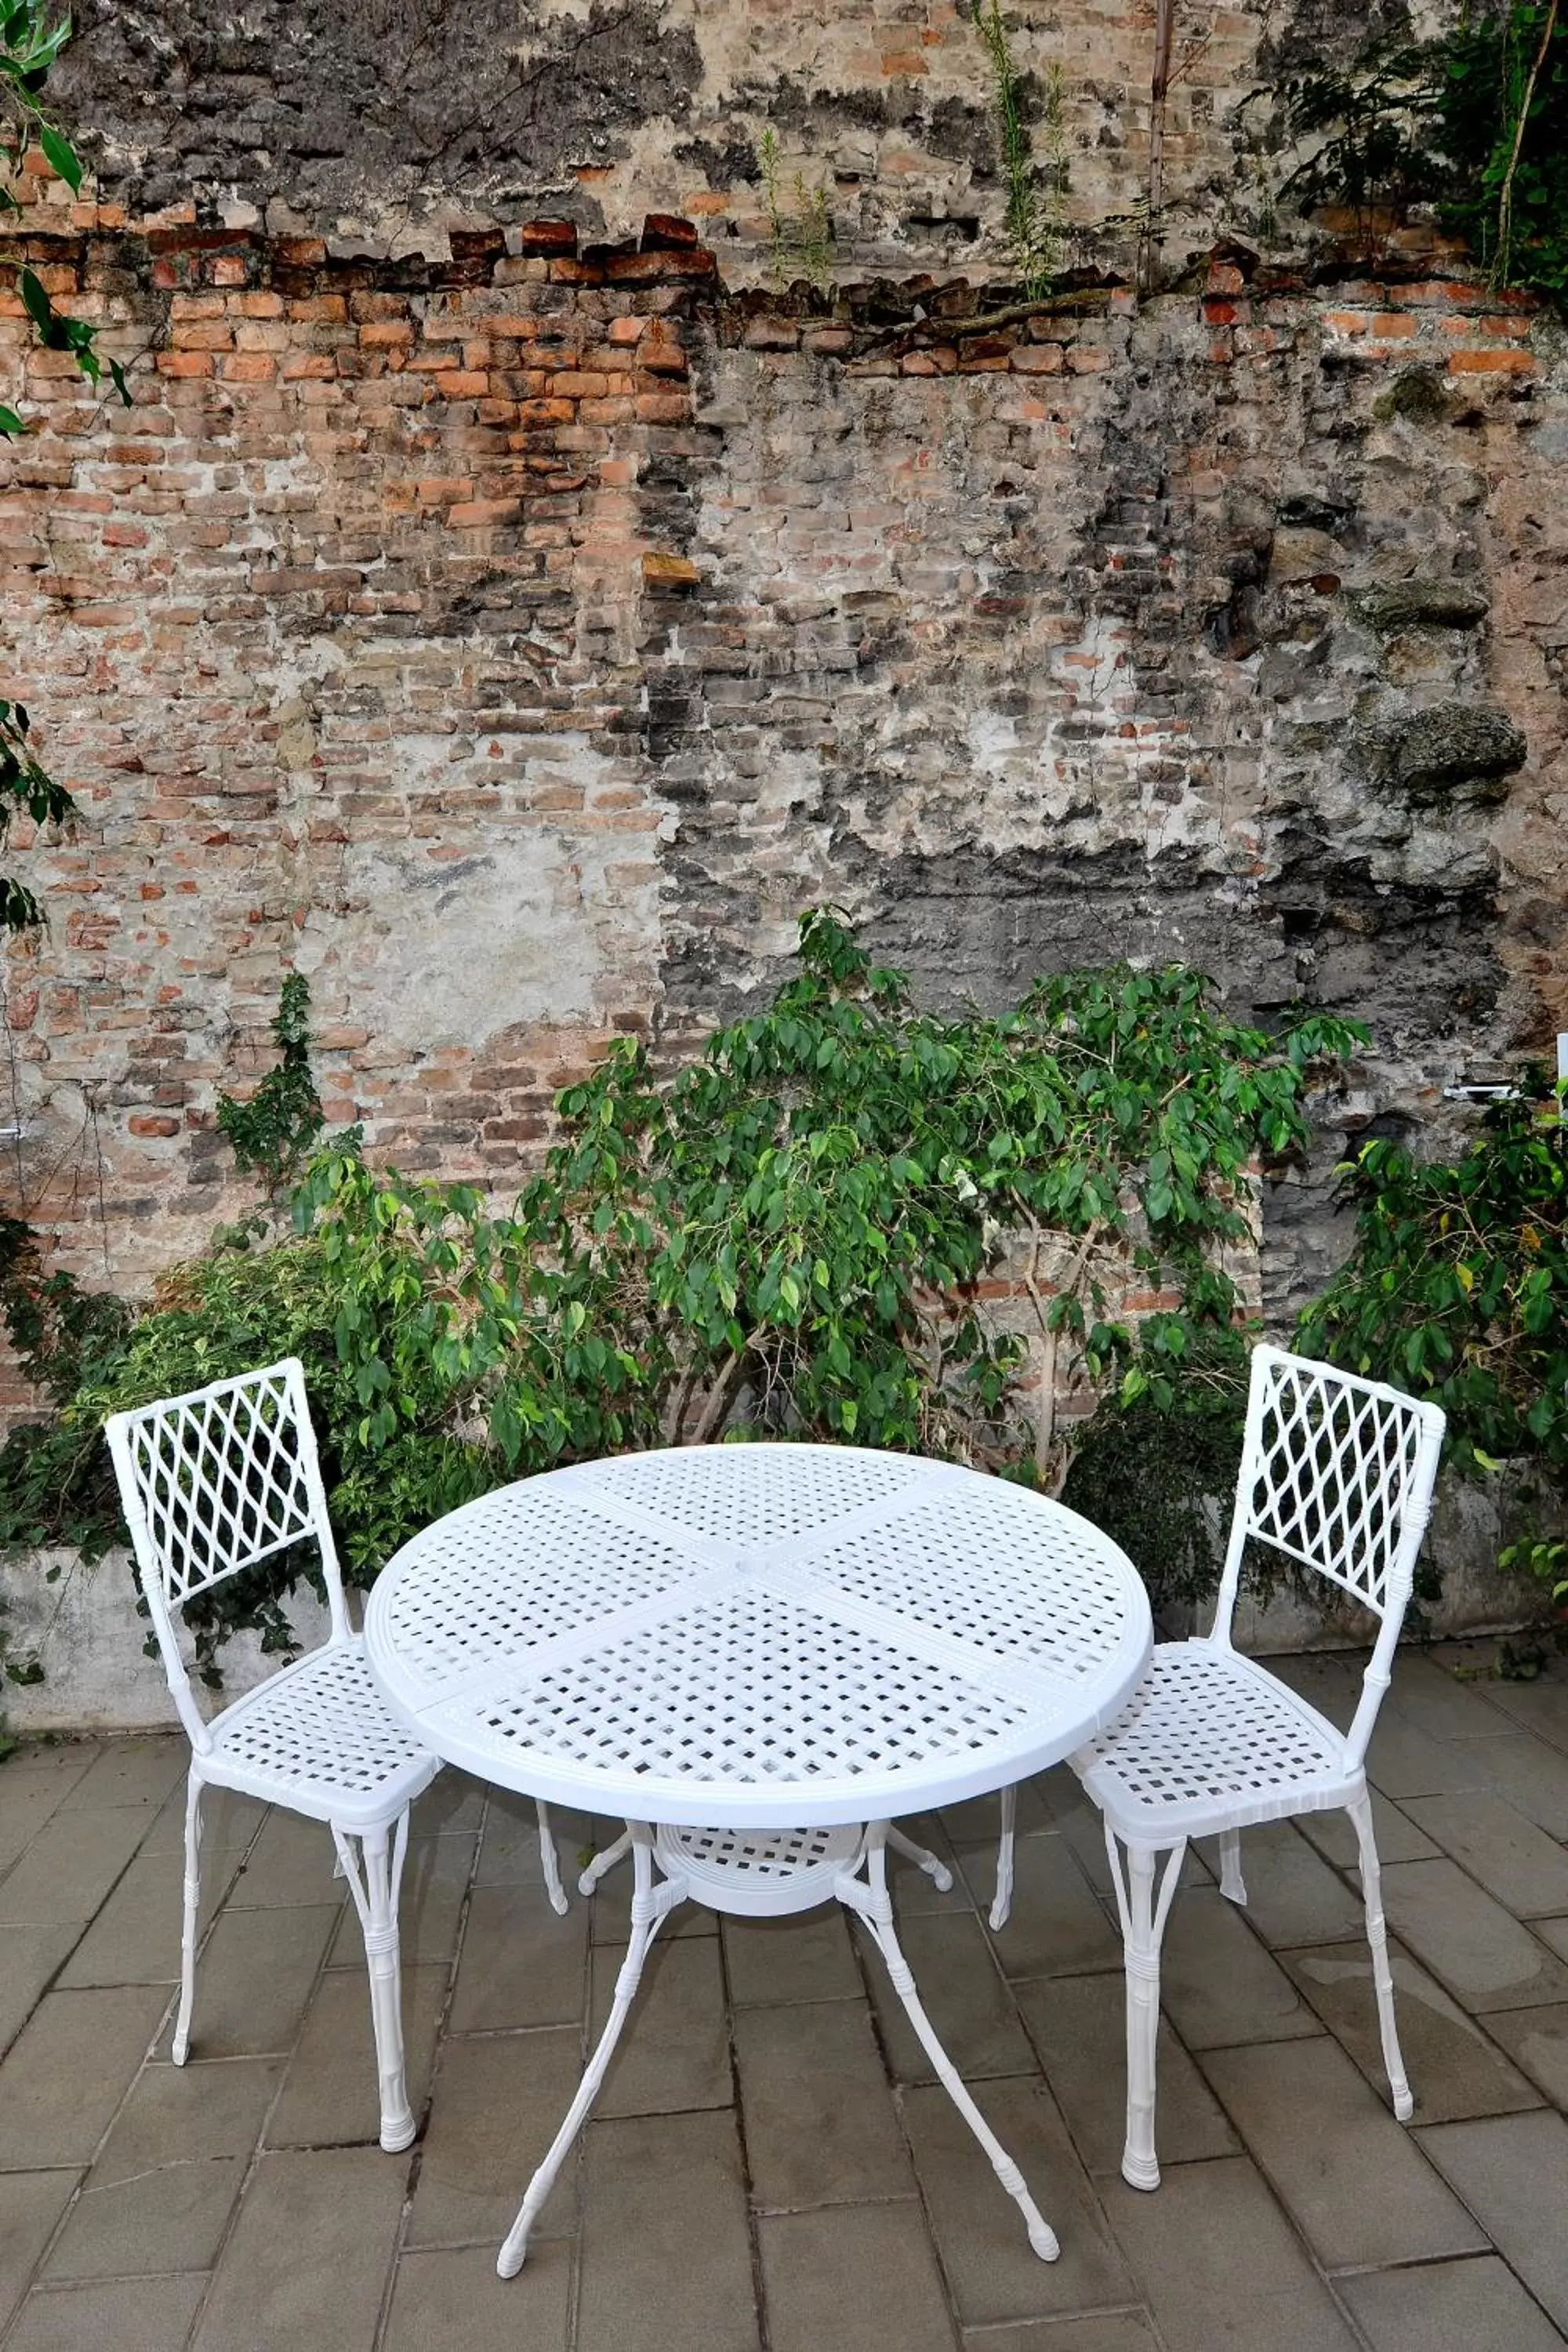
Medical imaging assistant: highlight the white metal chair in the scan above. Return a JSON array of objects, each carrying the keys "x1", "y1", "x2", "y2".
[
  {"x1": 990, "y1": 1343, "x2": 1445, "y2": 2190},
  {"x1": 105, "y1": 1356, "x2": 568, "y2": 2151}
]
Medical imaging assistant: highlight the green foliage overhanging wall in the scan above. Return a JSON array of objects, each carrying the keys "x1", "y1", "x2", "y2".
[{"x1": 1266, "y1": 2, "x2": 1568, "y2": 305}]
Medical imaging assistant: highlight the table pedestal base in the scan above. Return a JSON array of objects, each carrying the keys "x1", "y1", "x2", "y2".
[{"x1": 495, "y1": 1817, "x2": 1059, "y2": 2279}]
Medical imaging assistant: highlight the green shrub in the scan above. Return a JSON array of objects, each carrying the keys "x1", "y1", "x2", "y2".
[
  {"x1": 1298, "y1": 1075, "x2": 1567, "y2": 1609},
  {"x1": 1, "y1": 912, "x2": 1363, "y2": 1675}
]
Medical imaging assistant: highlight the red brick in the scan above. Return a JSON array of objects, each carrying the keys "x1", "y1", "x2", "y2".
[
  {"x1": 1446, "y1": 348, "x2": 1534, "y2": 374},
  {"x1": 447, "y1": 498, "x2": 522, "y2": 527}
]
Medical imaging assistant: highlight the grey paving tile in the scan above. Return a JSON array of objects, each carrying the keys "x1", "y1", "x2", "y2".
[
  {"x1": 1443, "y1": 1731, "x2": 1568, "y2": 1838},
  {"x1": 1100, "y1": 2155, "x2": 1360, "y2": 2352},
  {"x1": 57, "y1": 1846, "x2": 248, "y2": 1988},
  {"x1": 1296, "y1": 1790, "x2": 1439, "y2": 1870},
  {"x1": 974, "y1": 1832, "x2": 1123, "y2": 1980},
  {"x1": 139, "y1": 1782, "x2": 266, "y2": 1859},
  {"x1": 92, "y1": 2056, "x2": 282, "y2": 2178},
  {"x1": 945, "y1": 1777, "x2": 1053, "y2": 1849},
  {"x1": 221, "y1": 1809, "x2": 345, "y2": 1908},
  {"x1": 1281, "y1": 1938, "x2": 1544, "y2": 2122},
  {"x1": 860, "y1": 1910, "x2": 1036, "y2": 2084},
  {"x1": 265, "y1": 1962, "x2": 447, "y2": 2147},
  {"x1": 1379, "y1": 1859, "x2": 1568, "y2": 2012},
  {"x1": 2, "y1": 1741, "x2": 101, "y2": 1784},
  {"x1": 406, "y1": 2027, "x2": 583, "y2": 2247},
  {"x1": 0, "y1": 1924, "x2": 78, "y2": 2060},
  {"x1": 0, "y1": 1987, "x2": 169, "y2": 2169},
  {"x1": 1197, "y1": 2036, "x2": 1486, "y2": 2267},
  {"x1": 1383, "y1": 1652, "x2": 1520, "y2": 1741},
  {"x1": 409, "y1": 1770, "x2": 488, "y2": 1839},
  {"x1": 735, "y1": 1998, "x2": 913, "y2": 2205},
  {"x1": 1269, "y1": 1653, "x2": 1362, "y2": 1729},
  {"x1": 172, "y1": 1901, "x2": 338, "y2": 2060},
  {"x1": 43, "y1": 2151, "x2": 248, "y2": 2279},
  {"x1": 1157, "y1": 1886, "x2": 1324, "y2": 2049},
  {"x1": 0, "y1": 1772, "x2": 80, "y2": 1875},
  {"x1": 758, "y1": 2202, "x2": 956, "y2": 2352},
  {"x1": 1483, "y1": 2004, "x2": 1568, "y2": 2112},
  {"x1": 5, "y1": 2274, "x2": 208, "y2": 2352},
  {"x1": 1401, "y1": 1791, "x2": 1568, "y2": 1918},
  {"x1": 590, "y1": 1930, "x2": 731, "y2": 2118},
  {"x1": 960, "y1": 2321, "x2": 1159, "y2": 2352},
  {"x1": 1028, "y1": 1769, "x2": 1125, "y2": 1900},
  {"x1": 0, "y1": 2172, "x2": 80, "y2": 2336},
  {"x1": 576, "y1": 2109, "x2": 758, "y2": 2352},
  {"x1": 1367, "y1": 1708, "x2": 1493, "y2": 1798},
  {"x1": 721, "y1": 1906, "x2": 862, "y2": 2006},
  {"x1": 447, "y1": 1882, "x2": 587, "y2": 2033},
  {"x1": 479, "y1": 1795, "x2": 594, "y2": 1895},
  {"x1": 1479, "y1": 1671, "x2": 1568, "y2": 1753},
  {"x1": 902, "y1": 2074, "x2": 1134, "y2": 2327},
  {"x1": 327, "y1": 1832, "x2": 476, "y2": 1969},
  {"x1": 59, "y1": 1737, "x2": 187, "y2": 1813},
  {"x1": 1201, "y1": 1819, "x2": 1366, "y2": 1949},
  {"x1": 191, "y1": 2147, "x2": 407, "y2": 2351},
  {"x1": 1338, "y1": 2253, "x2": 1568, "y2": 2351},
  {"x1": 1013, "y1": 1972, "x2": 1238, "y2": 2174},
  {"x1": 1418, "y1": 2110, "x2": 1568, "y2": 2330},
  {"x1": 383, "y1": 2241, "x2": 572, "y2": 2351},
  {"x1": 0, "y1": 1809, "x2": 151, "y2": 1926}
]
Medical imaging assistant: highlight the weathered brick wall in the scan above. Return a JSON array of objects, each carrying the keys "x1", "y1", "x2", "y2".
[
  {"x1": 3, "y1": 90, "x2": 1566, "y2": 1421},
  {"x1": 48, "y1": 0, "x2": 1349, "y2": 291}
]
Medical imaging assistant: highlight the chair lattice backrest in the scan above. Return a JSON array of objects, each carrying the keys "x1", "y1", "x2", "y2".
[
  {"x1": 105, "y1": 1358, "x2": 347, "y2": 1748},
  {"x1": 1214, "y1": 1345, "x2": 1446, "y2": 1767}
]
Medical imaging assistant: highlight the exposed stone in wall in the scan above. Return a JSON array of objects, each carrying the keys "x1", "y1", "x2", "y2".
[
  {"x1": 51, "y1": 0, "x2": 1465, "y2": 289},
  {"x1": 2, "y1": 180, "x2": 1565, "y2": 1425}
]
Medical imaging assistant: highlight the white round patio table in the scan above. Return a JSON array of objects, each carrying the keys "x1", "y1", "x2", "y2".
[{"x1": 365, "y1": 1441, "x2": 1152, "y2": 2277}]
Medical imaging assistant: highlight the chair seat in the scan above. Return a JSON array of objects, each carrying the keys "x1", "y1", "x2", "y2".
[
  {"x1": 202, "y1": 1638, "x2": 439, "y2": 1828},
  {"x1": 1073, "y1": 1639, "x2": 1356, "y2": 1842}
]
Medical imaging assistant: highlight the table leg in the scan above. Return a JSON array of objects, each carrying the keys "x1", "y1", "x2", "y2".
[
  {"x1": 887, "y1": 1823, "x2": 953, "y2": 1893},
  {"x1": 577, "y1": 1824, "x2": 632, "y2": 1898},
  {"x1": 497, "y1": 1820, "x2": 686, "y2": 2278},
  {"x1": 837, "y1": 1822, "x2": 1058, "y2": 2262}
]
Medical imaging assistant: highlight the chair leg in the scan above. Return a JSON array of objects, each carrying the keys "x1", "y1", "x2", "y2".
[
  {"x1": 1105, "y1": 1828, "x2": 1185, "y2": 2191},
  {"x1": 991, "y1": 1784, "x2": 1017, "y2": 1932},
  {"x1": 171, "y1": 1768, "x2": 203, "y2": 2065},
  {"x1": 578, "y1": 1825, "x2": 632, "y2": 1898},
  {"x1": 334, "y1": 1814, "x2": 416, "y2": 2154},
  {"x1": 1348, "y1": 1791, "x2": 1413, "y2": 2122},
  {"x1": 499, "y1": 1824, "x2": 684, "y2": 2278},
  {"x1": 887, "y1": 1823, "x2": 953, "y2": 1893},
  {"x1": 840, "y1": 1824, "x2": 1058, "y2": 2261},
  {"x1": 1217, "y1": 1828, "x2": 1247, "y2": 1906},
  {"x1": 535, "y1": 1802, "x2": 568, "y2": 1917}
]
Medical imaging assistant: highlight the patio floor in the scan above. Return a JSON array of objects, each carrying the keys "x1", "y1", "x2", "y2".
[{"x1": 4, "y1": 1646, "x2": 1568, "y2": 2350}]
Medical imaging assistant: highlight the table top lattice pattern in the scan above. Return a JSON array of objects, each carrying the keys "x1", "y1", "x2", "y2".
[{"x1": 367, "y1": 1444, "x2": 1152, "y2": 1828}]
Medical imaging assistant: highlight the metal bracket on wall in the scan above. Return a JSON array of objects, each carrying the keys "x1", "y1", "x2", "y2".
[{"x1": 1441, "y1": 1033, "x2": 1568, "y2": 1116}]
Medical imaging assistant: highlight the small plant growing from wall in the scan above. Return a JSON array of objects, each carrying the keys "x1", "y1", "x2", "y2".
[
  {"x1": 976, "y1": 0, "x2": 1067, "y2": 299},
  {"x1": 759, "y1": 129, "x2": 835, "y2": 296}
]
